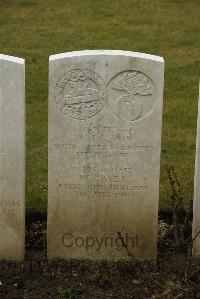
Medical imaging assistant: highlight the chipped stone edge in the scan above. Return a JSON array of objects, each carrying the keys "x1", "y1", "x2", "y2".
[{"x1": 49, "y1": 50, "x2": 164, "y2": 63}]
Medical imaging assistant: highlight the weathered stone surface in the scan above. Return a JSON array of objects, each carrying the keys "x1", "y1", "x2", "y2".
[
  {"x1": 0, "y1": 54, "x2": 25, "y2": 261},
  {"x1": 48, "y1": 50, "x2": 164, "y2": 261},
  {"x1": 193, "y1": 83, "x2": 200, "y2": 256}
]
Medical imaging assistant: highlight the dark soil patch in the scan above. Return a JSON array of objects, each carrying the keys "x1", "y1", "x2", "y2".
[{"x1": 0, "y1": 213, "x2": 199, "y2": 298}]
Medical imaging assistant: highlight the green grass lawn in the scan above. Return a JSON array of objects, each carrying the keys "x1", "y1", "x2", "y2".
[{"x1": 0, "y1": 0, "x2": 199, "y2": 211}]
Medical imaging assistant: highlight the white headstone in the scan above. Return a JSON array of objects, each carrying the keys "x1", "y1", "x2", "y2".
[
  {"x1": 48, "y1": 50, "x2": 164, "y2": 261},
  {"x1": 193, "y1": 82, "x2": 200, "y2": 256},
  {"x1": 0, "y1": 54, "x2": 25, "y2": 261}
]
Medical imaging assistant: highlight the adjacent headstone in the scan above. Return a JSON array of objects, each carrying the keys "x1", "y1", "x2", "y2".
[
  {"x1": 193, "y1": 82, "x2": 200, "y2": 256},
  {"x1": 0, "y1": 54, "x2": 25, "y2": 261},
  {"x1": 48, "y1": 50, "x2": 164, "y2": 261}
]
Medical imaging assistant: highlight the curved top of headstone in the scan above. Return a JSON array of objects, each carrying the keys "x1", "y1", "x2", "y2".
[
  {"x1": 0, "y1": 54, "x2": 24, "y2": 64},
  {"x1": 49, "y1": 50, "x2": 164, "y2": 63}
]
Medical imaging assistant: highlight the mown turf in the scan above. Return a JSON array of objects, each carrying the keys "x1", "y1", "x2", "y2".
[{"x1": 0, "y1": 0, "x2": 199, "y2": 211}]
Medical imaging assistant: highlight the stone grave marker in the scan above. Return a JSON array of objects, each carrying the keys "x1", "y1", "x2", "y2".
[
  {"x1": 0, "y1": 54, "x2": 25, "y2": 261},
  {"x1": 48, "y1": 50, "x2": 164, "y2": 260},
  {"x1": 193, "y1": 82, "x2": 200, "y2": 256}
]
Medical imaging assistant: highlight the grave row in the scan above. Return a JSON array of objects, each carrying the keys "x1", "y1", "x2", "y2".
[{"x1": 0, "y1": 51, "x2": 199, "y2": 261}]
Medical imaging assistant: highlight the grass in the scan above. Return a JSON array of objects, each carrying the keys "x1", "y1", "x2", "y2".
[
  {"x1": 57, "y1": 285, "x2": 77, "y2": 299},
  {"x1": 0, "y1": 0, "x2": 199, "y2": 211}
]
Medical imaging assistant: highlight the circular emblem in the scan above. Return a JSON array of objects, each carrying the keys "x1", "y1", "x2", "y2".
[
  {"x1": 55, "y1": 69, "x2": 107, "y2": 120},
  {"x1": 108, "y1": 71, "x2": 155, "y2": 122}
]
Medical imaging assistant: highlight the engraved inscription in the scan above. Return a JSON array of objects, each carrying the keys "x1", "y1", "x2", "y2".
[
  {"x1": 58, "y1": 180, "x2": 149, "y2": 201},
  {"x1": 55, "y1": 143, "x2": 153, "y2": 152},
  {"x1": 108, "y1": 71, "x2": 155, "y2": 121},
  {"x1": 0, "y1": 208, "x2": 15, "y2": 225},
  {"x1": 78, "y1": 124, "x2": 136, "y2": 141},
  {"x1": 0, "y1": 200, "x2": 21, "y2": 225},
  {"x1": 0, "y1": 147, "x2": 16, "y2": 154},
  {"x1": 0, "y1": 200, "x2": 21, "y2": 207},
  {"x1": 55, "y1": 69, "x2": 107, "y2": 120},
  {"x1": 55, "y1": 142, "x2": 153, "y2": 159}
]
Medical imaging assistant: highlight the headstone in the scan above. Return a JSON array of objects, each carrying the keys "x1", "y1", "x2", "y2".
[
  {"x1": 193, "y1": 82, "x2": 200, "y2": 256},
  {"x1": 48, "y1": 50, "x2": 164, "y2": 260},
  {"x1": 0, "y1": 54, "x2": 25, "y2": 261}
]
